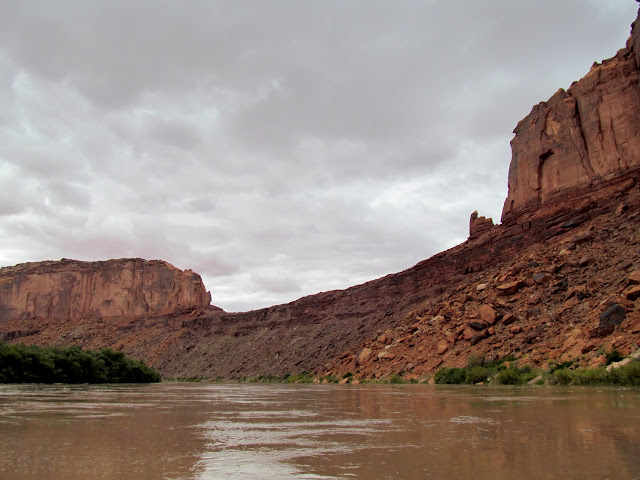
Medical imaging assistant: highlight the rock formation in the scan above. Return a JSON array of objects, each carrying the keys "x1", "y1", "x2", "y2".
[
  {"x1": 0, "y1": 258, "x2": 211, "y2": 322},
  {"x1": 501, "y1": 16, "x2": 640, "y2": 221},
  {"x1": 1, "y1": 8, "x2": 640, "y2": 380},
  {"x1": 469, "y1": 211, "x2": 494, "y2": 239}
]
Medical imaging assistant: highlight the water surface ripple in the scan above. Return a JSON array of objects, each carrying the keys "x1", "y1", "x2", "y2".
[{"x1": 0, "y1": 383, "x2": 639, "y2": 479}]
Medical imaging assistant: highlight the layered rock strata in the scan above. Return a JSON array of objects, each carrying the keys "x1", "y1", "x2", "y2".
[
  {"x1": 0, "y1": 258, "x2": 211, "y2": 322},
  {"x1": 501, "y1": 13, "x2": 640, "y2": 221}
]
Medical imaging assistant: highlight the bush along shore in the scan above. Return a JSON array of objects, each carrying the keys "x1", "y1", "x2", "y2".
[
  {"x1": 167, "y1": 349, "x2": 640, "y2": 386},
  {"x1": 432, "y1": 349, "x2": 640, "y2": 387},
  {"x1": 0, "y1": 343, "x2": 161, "y2": 383}
]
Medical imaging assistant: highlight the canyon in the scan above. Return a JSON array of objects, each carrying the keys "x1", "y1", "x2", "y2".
[{"x1": 1, "y1": 8, "x2": 640, "y2": 380}]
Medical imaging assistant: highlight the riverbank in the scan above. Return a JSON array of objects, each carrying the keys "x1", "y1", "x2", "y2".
[
  {"x1": 163, "y1": 349, "x2": 640, "y2": 387},
  {"x1": 0, "y1": 342, "x2": 161, "y2": 383}
]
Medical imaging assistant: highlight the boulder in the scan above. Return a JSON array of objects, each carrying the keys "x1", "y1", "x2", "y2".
[
  {"x1": 469, "y1": 320, "x2": 489, "y2": 331},
  {"x1": 357, "y1": 348, "x2": 373, "y2": 365},
  {"x1": 596, "y1": 304, "x2": 627, "y2": 336},
  {"x1": 463, "y1": 327, "x2": 475, "y2": 341},
  {"x1": 578, "y1": 256, "x2": 593, "y2": 267},
  {"x1": 377, "y1": 351, "x2": 396, "y2": 360},
  {"x1": 496, "y1": 280, "x2": 525, "y2": 295},
  {"x1": 533, "y1": 273, "x2": 552, "y2": 285},
  {"x1": 470, "y1": 329, "x2": 489, "y2": 345},
  {"x1": 478, "y1": 305, "x2": 497, "y2": 325},
  {"x1": 527, "y1": 375, "x2": 544, "y2": 385},
  {"x1": 629, "y1": 271, "x2": 640, "y2": 285},
  {"x1": 605, "y1": 349, "x2": 640, "y2": 371},
  {"x1": 572, "y1": 231, "x2": 595, "y2": 245},
  {"x1": 625, "y1": 285, "x2": 640, "y2": 301},
  {"x1": 509, "y1": 325, "x2": 523, "y2": 334}
]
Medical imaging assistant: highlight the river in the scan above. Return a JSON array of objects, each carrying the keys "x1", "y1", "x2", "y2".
[{"x1": 0, "y1": 383, "x2": 638, "y2": 479}]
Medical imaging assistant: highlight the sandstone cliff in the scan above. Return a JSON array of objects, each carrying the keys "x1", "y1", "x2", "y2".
[
  {"x1": 501, "y1": 11, "x2": 640, "y2": 221},
  {"x1": 0, "y1": 258, "x2": 211, "y2": 322}
]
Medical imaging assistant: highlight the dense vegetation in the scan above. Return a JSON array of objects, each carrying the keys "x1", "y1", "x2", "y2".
[
  {"x1": 434, "y1": 355, "x2": 539, "y2": 385},
  {"x1": 0, "y1": 343, "x2": 161, "y2": 383},
  {"x1": 547, "y1": 363, "x2": 640, "y2": 386}
]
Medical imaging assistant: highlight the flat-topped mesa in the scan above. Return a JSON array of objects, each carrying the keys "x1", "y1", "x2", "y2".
[
  {"x1": 501, "y1": 8, "x2": 640, "y2": 222},
  {"x1": 0, "y1": 258, "x2": 212, "y2": 322}
]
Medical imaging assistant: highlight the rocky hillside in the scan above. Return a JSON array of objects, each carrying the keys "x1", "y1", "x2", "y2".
[{"x1": 1, "y1": 8, "x2": 639, "y2": 380}]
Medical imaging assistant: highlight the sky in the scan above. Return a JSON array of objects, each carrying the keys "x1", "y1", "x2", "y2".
[{"x1": 0, "y1": 1, "x2": 637, "y2": 312}]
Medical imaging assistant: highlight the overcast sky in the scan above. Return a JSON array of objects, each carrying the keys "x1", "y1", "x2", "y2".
[{"x1": 0, "y1": 1, "x2": 637, "y2": 312}]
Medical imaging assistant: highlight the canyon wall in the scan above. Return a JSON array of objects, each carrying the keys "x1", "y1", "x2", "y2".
[
  {"x1": 501, "y1": 13, "x2": 640, "y2": 221},
  {"x1": 0, "y1": 8, "x2": 639, "y2": 379},
  {"x1": 0, "y1": 258, "x2": 211, "y2": 322}
]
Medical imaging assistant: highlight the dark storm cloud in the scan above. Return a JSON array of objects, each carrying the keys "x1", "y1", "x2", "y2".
[{"x1": 0, "y1": 0, "x2": 637, "y2": 311}]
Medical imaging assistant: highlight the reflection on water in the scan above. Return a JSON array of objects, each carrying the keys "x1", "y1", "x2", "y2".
[{"x1": 0, "y1": 383, "x2": 639, "y2": 479}]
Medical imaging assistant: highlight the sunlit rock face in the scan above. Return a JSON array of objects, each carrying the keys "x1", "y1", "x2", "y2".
[
  {"x1": 0, "y1": 258, "x2": 211, "y2": 322},
  {"x1": 501, "y1": 16, "x2": 640, "y2": 222}
]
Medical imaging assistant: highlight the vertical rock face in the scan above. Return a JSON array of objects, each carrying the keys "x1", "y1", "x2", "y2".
[
  {"x1": 502, "y1": 9, "x2": 640, "y2": 221},
  {"x1": 0, "y1": 258, "x2": 211, "y2": 322},
  {"x1": 633, "y1": 9, "x2": 640, "y2": 70}
]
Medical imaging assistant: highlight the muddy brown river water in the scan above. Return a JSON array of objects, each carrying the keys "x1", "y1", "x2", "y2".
[{"x1": 0, "y1": 383, "x2": 639, "y2": 479}]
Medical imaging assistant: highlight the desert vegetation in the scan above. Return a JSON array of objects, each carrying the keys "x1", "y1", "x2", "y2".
[
  {"x1": 0, "y1": 342, "x2": 161, "y2": 383},
  {"x1": 433, "y1": 351, "x2": 640, "y2": 387}
]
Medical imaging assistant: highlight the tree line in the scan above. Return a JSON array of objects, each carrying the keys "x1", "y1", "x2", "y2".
[{"x1": 0, "y1": 342, "x2": 161, "y2": 383}]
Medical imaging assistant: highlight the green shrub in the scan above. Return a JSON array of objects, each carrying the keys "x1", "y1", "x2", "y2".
[
  {"x1": 466, "y1": 366, "x2": 490, "y2": 384},
  {"x1": 548, "y1": 360, "x2": 574, "y2": 373},
  {"x1": 609, "y1": 362, "x2": 640, "y2": 386},
  {"x1": 388, "y1": 374, "x2": 407, "y2": 384},
  {"x1": 434, "y1": 367, "x2": 467, "y2": 385},
  {"x1": 495, "y1": 367, "x2": 528, "y2": 385},
  {"x1": 319, "y1": 375, "x2": 339, "y2": 383},
  {"x1": 549, "y1": 363, "x2": 640, "y2": 386},
  {"x1": 0, "y1": 343, "x2": 160, "y2": 384},
  {"x1": 284, "y1": 371, "x2": 314, "y2": 383},
  {"x1": 605, "y1": 348, "x2": 624, "y2": 366},
  {"x1": 466, "y1": 355, "x2": 485, "y2": 368}
]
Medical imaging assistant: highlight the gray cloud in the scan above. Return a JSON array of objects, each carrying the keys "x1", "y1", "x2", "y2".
[{"x1": 0, "y1": 1, "x2": 637, "y2": 311}]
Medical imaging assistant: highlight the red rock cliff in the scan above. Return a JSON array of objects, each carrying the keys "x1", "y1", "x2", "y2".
[
  {"x1": 0, "y1": 258, "x2": 211, "y2": 322},
  {"x1": 501, "y1": 11, "x2": 640, "y2": 221}
]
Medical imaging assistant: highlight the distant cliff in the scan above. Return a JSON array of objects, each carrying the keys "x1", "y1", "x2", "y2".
[{"x1": 0, "y1": 258, "x2": 211, "y2": 322}]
